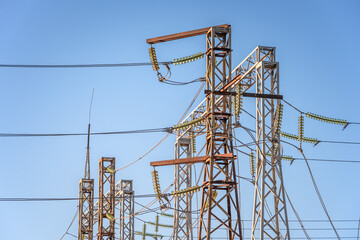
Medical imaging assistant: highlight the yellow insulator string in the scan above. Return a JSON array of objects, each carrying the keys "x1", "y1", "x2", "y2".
[
  {"x1": 151, "y1": 169, "x2": 162, "y2": 199},
  {"x1": 171, "y1": 185, "x2": 201, "y2": 196},
  {"x1": 148, "y1": 46, "x2": 160, "y2": 71},
  {"x1": 250, "y1": 151, "x2": 255, "y2": 177},
  {"x1": 173, "y1": 52, "x2": 204, "y2": 65},
  {"x1": 305, "y1": 112, "x2": 347, "y2": 126},
  {"x1": 298, "y1": 114, "x2": 304, "y2": 142},
  {"x1": 190, "y1": 131, "x2": 196, "y2": 154},
  {"x1": 274, "y1": 103, "x2": 283, "y2": 133},
  {"x1": 173, "y1": 117, "x2": 205, "y2": 131},
  {"x1": 280, "y1": 131, "x2": 319, "y2": 145}
]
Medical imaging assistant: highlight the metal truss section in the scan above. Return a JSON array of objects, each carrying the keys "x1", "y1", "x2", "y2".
[
  {"x1": 198, "y1": 25, "x2": 242, "y2": 240},
  {"x1": 78, "y1": 178, "x2": 94, "y2": 240},
  {"x1": 173, "y1": 137, "x2": 192, "y2": 240},
  {"x1": 118, "y1": 180, "x2": 135, "y2": 240},
  {"x1": 251, "y1": 50, "x2": 291, "y2": 240},
  {"x1": 176, "y1": 46, "x2": 276, "y2": 139},
  {"x1": 98, "y1": 157, "x2": 116, "y2": 240}
]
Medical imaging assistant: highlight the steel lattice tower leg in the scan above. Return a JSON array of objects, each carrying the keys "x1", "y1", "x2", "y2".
[
  {"x1": 98, "y1": 157, "x2": 116, "y2": 240},
  {"x1": 251, "y1": 48, "x2": 291, "y2": 240},
  {"x1": 198, "y1": 25, "x2": 242, "y2": 240},
  {"x1": 118, "y1": 180, "x2": 135, "y2": 240},
  {"x1": 78, "y1": 178, "x2": 94, "y2": 239},
  {"x1": 173, "y1": 137, "x2": 192, "y2": 240}
]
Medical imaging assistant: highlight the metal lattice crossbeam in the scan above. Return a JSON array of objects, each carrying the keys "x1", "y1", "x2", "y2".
[{"x1": 78, "y1": 178, "x2": 94, "y2": 240}]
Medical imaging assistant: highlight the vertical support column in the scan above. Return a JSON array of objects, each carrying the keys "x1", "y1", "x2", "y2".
[
  {"x1": 198, "y1": 25, "x2": 242, "y2": 240},
  {"x1": 173, "y1": 137, "x2": 192, "y2": 240},
  {"x1": 78, "y1": 178, "x2": 94, "y2": 240},
  {"x1": 118, "y1": 180, "x2": 135, "y2": 240},
  {"x1": 251, "y1": 47, "x2": 290, "y2": 240},
  {"x1": 98, "y1": 157, "x2": 116, "y2": 240}
]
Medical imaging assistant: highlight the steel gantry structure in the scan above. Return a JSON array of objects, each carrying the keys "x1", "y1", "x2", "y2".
[
  {"x1": 148, "y1": 24, "x2": 242, "y2": 240},
  {"x1": 173, "y1": 137, "x2": 193, "y2": 240},
  {"x1": 173, "y1": 45, "x2": 291, "y2": 239},
  {"x1": 98, "y1": 157, "x2": 116, "y2": 240},
  {"x1": 118, "y1": 180, "x2": 135, "y2": 240},
  {"x1": 251, "y1": 48, "x2": 290, "y2": 240},
  {"x1": 77, "y1": 24, "x2": 290, "y2": 240}
]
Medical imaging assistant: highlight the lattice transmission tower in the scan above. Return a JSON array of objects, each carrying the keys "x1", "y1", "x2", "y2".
[
  {"x1": 173, "y1": 137, "x2": 193, "y2": 240},
  {"x1": 250, "y1": 47, "x2": 291, "y2": 240},
  {"x1": 147, "y1": 24, "x2": 242, "y2": 240},
  {"x1": 97, "y1": 157, "x2": 116, "y2": 240}
]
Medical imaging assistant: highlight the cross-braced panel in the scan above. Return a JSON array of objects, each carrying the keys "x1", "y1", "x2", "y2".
[
  {"x1": 251, "y1": 51, "x2": 291, "y2": 240},
  {"x1": 98, "y1": 157, "x2": 116, "y2": 240},
  {"x1": 198, "y1": 25, "x2": 242, "y2": 240},
  {"x1": 173, "y1": 137, "x2": 192, "y2": 240},
  {"x1": 78, "y1": 178, "x2": 94, "y2": 240},
  {"x1": 118, "y1": 180, "x2": 134, "y2": 240}
]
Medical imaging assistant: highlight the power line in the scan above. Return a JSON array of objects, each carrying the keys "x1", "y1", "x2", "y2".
[
  {"x1": 293, "y1": 158, "x2": 360, "y2": 164},
  {"x1": 0, "y1": 62, "x2": 173, "y2": 68},
  {"x1": 0, "y1": 127, "x2": 172, "y2": 137},
  {"x1": 0, "y1": 194, "x2": 159, "y2": 202}
]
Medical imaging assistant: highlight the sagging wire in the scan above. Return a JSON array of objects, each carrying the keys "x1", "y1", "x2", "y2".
[
  {"x1": 281, "y1": 139, "x2": 342, "y2": 240},
  {"x1": 59, "y1": 207, "x2": 78, "y2": 240},
  {"x1": 283, "y1": 99, "x2": 359, "y2": 129},
  {"x1": 284, "y1": 190, "x2": 311, "y2": 240},
  {"x1": 149, "y1": 45, "x2": 171, "y2": 82},
  {"x1": 149, "y1": 46, "x2": 204, "y2": 83},
  {"x1": 161, "y1": 77, "x2": 205, "y2": 86}
]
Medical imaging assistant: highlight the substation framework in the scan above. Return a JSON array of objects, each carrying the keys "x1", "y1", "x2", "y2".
[
  {"x1": 148, "y1": 25, "x2": 290, "y2": 240},
  {"x1": 78, "y1": 157, "x2": 135, "y2": 240},
  {"x1": 77, "y1": 24, "x2": 290, "y2": 240}
]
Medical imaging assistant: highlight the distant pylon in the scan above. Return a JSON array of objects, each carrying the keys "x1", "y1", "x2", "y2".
[
  {"x1": 118, "y1": 180, "x2": 135, "y2": 240},
  {"x1": 97, "y1": 157, "x2": 116, "y2": 240}
]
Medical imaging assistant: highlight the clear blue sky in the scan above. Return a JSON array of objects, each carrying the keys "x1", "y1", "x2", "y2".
[{"x1": 0, "y1": 0, "x2": 359, "y2": 239}]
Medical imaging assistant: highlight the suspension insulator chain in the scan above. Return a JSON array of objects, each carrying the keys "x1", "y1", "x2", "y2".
[
  {"x1": 173, "y1": 52, "x2": 204, "y2": 65},
  {"x1": 305, "y1": 112, "x2": 348, "y2": 126},
  {"x1": 298, "y1": 114, "x2": 304, "y2": 142},
  {"x1": 250, "y1": 151, "x2": 255, "y2": 177}
]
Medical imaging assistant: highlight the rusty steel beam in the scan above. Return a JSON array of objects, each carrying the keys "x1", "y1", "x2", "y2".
[
  {"x1": 242, "y1": 92, "x2": 283, "y2": 100},
  {"x1": 150, "y1": 153, "x2": 234, "y2": 167},
  {"x1": 146, "y1": 24, "x2": 230, "y2": 44}
]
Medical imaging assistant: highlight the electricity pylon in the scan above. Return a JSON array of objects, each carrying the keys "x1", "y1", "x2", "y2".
[
  {"x1": 118, "y1": 180, "x2": 135, "y2": 240},
  {"x1": 173, "y1": 137, "x2": 193, "y2": 240},
  {"x1": 97, "y1": 157, "x2": 116, "y2": 240},
  {"x1": 251, "y1": 47, "x2": 291, "y2": 240},
  {"x1": 197, "y1": 25, "x2": 242, "y2": 240}
]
